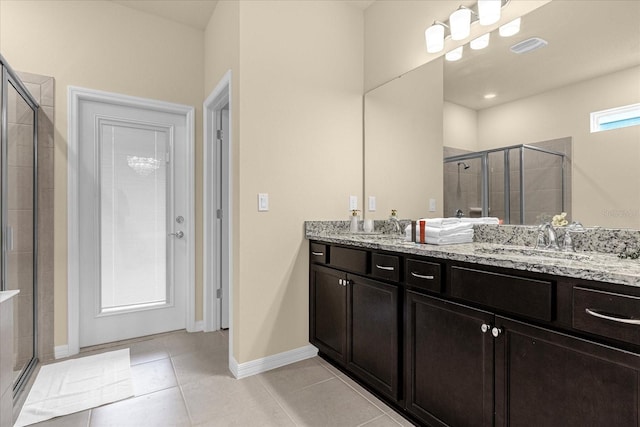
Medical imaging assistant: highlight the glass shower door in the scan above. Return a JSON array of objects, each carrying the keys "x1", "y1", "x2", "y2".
[{"x1": 2, "y1": 67, "x2": 38, "y2": 393}]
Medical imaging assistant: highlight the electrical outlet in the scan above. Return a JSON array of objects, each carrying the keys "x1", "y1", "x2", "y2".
[
  {"x1": 429, "y1": 198, "x2": 436, "y2": 212},
  {"x1": 368, "y1": 196, "x2": 376, "y2": 212},
  {"x1": 349, "y1": 195, "x2": 358, "y2": 211},
  {"x1": 258, "y1": 193, "x2": 269, "y2": 211}
]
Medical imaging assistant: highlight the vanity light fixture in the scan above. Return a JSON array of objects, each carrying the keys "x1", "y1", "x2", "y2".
[
  {"x1": 425, "y1": 0, "x2": 511, "y2": 55},
  {"x1": 425, "y1": 22, "x2": 446, "y2": 53},
  {"x1": 470, "y1": 33, "x2": 490, "y2": 50},
  {"x1": 499, "y1": 17, "x2": 521, "y2": 37},
  {"x1": 450, "y1": 7, "x2": 472, "y2": 40},
  {"x1": 445, "y1": 46, "x2": 464, "y2": 61},
  {"x1": 478, "y1": 0, "x2": 501, "y2": 25}
]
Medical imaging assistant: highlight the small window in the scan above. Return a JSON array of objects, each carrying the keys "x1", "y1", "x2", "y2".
[{"x1": 590, "y1": 103, "x2": 640, "y2": 133}]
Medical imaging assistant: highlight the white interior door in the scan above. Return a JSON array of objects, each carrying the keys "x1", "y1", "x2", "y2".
[{"x1": 78, "y1": 98, "x2": 189, "y2": 347}]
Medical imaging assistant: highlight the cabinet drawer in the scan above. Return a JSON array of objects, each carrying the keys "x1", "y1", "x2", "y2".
[
  {"x1": 406, "y1": 259, "x2": 442, "y2": 293},
  {"x1": 450, "y1": 266, "x2": 553, "y2": 322},
  {"x1": 310, "y1": 243, "x2": 328, "y2": 264},
  {"x1": 330, "y1": 246, "x2": 367, "y2": 274},
  {"x1": 371, "y1": 253, "x2": 400, "y2": 282},
  {"x1": 573, "y1": 286, "x2": 640, "y2": 346}
]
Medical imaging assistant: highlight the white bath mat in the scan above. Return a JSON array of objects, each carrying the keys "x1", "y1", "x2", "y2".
[{"x1": 15, "y1": 348, "x2": 134, "y2": 426}]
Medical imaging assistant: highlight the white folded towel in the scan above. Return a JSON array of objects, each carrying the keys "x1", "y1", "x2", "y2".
[
  {"x1": 425, "y1": 229, "x2": 474, "y2": 245},
  {"x1": 460, "y1": 217, "x2": 500, "y2": 225},
  {"x1": 425, "y1": 223, "x2": 472, "y2": 238},
  {"x1": 420, "y1": 217, "x2": 461, "y2": 228}
]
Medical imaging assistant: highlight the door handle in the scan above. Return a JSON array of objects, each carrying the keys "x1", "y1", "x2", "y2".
[{"x1": 169, "y1": 231, "x2": 184, "y2": 239}]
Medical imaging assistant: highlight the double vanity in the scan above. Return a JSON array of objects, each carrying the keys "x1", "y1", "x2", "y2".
[{"x1": 306, "y1": 221, "x2": 640, "y2": 426}]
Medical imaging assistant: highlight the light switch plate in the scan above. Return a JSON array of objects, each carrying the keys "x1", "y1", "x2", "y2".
[
  {"x1": 258, "y1": 193, "x2": 269, "y2": 211},
  {"x1": 429, "y1": 198, "x2": 436, "y2": 212},
  {"x1": 368, "y1": 196, "x2": 376, "y2": 212},
  {"x1": 349, "y1": 195, "x2": 358, "y2": 211}
]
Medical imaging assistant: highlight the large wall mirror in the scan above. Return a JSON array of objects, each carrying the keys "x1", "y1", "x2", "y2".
[{"x1": 364, "y1": 0, "x2": 640, "y2": 228}]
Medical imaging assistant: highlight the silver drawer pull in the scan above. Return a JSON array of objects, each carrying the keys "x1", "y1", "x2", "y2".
[
  {"x1": 585, "y1": 308, "x2": 640, "y2": 325},
  {"x1": 375, "y1": 264, "x2": 395, "y2": 271},
  {"x1": 311, "y1": 251, "x2": 324, "y2": 256},
  {"x1": 411, "y1": 272, "x2": 435, "y2": 280}
]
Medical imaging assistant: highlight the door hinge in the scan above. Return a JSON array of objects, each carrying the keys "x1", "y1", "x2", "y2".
[
  {"x1": 216, "y1": 129, "x2": 223, "y2": 140},
  {"x1": 166, "y1": 150, "x2": 171, "y2": 164},
  {"x1": 216, "y1": 209, "x2": 223, "y2": 219},
  {"x1": 216, "y1": 288, "x2": 222, "y2": 299}
]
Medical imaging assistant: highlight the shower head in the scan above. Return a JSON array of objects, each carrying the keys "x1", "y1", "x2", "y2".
[{"x1": 457, "y1": 162, "x2": 470, "y2": 170}]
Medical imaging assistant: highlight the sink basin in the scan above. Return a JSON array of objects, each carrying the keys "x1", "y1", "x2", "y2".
[{"x1": 474, "y1": 246, "x2": 593, "y2": 261}]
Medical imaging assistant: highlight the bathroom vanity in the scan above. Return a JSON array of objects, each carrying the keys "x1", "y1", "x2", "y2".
[{"x1": 307, "y1": 224, "x2": 640, "y2": 426}]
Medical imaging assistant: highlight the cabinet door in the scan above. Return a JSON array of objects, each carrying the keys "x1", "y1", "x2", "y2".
[
  {"x1": 347, "y1": 275, "x2": 400, "y2": 401},
  {"x1": 309, "y1": 265, "x2": 347, "y2": 362},
  {"x1": 405, "y1": 292, "x2": 494, "y2": 427},
  {"x1": 494, "y1": 316, "x2": 640, "y2": 427}
]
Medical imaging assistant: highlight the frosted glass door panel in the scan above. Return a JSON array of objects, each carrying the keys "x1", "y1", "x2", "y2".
[{"x1": 100, "y1": 124, "x2": 169, "y2": 311}]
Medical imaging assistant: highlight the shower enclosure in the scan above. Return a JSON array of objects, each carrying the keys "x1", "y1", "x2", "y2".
[
  {"x1": 444, "y1": 144, "x2": 568, "y2": 225},
  {"x1": 0, "y1": 55, "x2": 39, "y2": 397}
]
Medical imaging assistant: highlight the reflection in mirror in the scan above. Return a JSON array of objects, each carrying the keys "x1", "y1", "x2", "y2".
[
  {"x1": 364, "y1": 58, "x2": 443, "y2": 220},
  {"x1": 443, "y1": 0, "x2": 640, "y2": 228}
]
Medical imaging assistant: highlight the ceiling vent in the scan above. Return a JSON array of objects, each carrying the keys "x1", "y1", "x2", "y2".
[{"x1": 510, "y1": 37, "x2": 548, "y2": 54}]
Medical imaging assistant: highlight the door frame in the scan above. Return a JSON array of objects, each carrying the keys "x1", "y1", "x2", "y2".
[
  {"x1": 67, "y1": 86, "x2": 195, "y2": 356},
  {"x1": 203, "y1": 71, "x2": 232, "y2": 335}
]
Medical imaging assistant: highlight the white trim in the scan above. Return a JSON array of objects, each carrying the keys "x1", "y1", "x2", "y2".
[
  {"x1": 231, "y1": 345, "x2": 319, "y2": 379},
  {"x1": 590, "y1": 102, "x2": 640, "y2": 133},
  {"x1": 67, "y1": 86, "x2": 196, "y2": 355},
  {"x1": 203, "y1": 70, "x2": 234, "y2": 377},
  {"x1": 54, "y1": 345, "x2": 70, "y2": 360},
  {"x1": 193, "y1": 320, "x2": 204, "y2": 332}
]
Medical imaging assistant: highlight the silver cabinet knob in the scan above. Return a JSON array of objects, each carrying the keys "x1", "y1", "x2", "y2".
[
  {"x1": 491, "y1": 327, "x2": 502, "y2": 338},
  {"x1": 169, "y1": 231, "x2": 184, "y2": 239},
  {"x1": 481, "y1": 323, "x2": 490, "y2": 333},
  {"x1": 339, "y1": 279, "x2": 343, "y2": 285}
]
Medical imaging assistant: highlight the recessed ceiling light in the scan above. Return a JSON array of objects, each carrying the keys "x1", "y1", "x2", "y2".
[{"x1": 484, "y1": 93, "x2": 497, "y2": 99}]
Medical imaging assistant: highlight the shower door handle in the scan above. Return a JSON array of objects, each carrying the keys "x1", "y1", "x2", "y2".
[
  {"x1": 168, "y1": 231, "x2": 184, "y2": 239},
  {"x1": 5, "y1": 226, "x2": 13, "y2": 251}
]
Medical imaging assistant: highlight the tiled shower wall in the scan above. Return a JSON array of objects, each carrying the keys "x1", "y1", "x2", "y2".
[{"x1": 15, "y1": 71, "x2": 55, "y2": 365}]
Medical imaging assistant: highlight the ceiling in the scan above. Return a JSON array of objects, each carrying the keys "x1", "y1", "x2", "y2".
[
  {"x1": 444, "y1": 0, "x2": 640, "y2": 110},
  {"x1": 111, "y1": 0, "x2": 375, "y2": 31}
]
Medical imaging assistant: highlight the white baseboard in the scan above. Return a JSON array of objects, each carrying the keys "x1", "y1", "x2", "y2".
[
  {"x1": 190, "y1": 320, "x2": 204, "y2": 332},
  {"x1": 54, "y1": 345, "x2": 70, "y2": 360},
  {"x1": 230, "y1": 344, "x2": 318, "y2": 379}
]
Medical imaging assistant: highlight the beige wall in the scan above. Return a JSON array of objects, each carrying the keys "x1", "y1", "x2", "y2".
[
  {"x1": 364, "y1": 0, "x2": 549, "y2": 92},
  {"x1": 364, "y1": 59, "x2": 443, "y2": 220},
  {"x1": 443, "y1": 101, "x2": 478, "y2": 151},
  {"x1": 0, "y1": 0, "x2": 204, "y2": 346},
  {"x1": 477, "y1": 66, "x2": 640, "y2": 228},
  {"x1": 232, "y1": 0, "x2": 363, "y2": 363}
]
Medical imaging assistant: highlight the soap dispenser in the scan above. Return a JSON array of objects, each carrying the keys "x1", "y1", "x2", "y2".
[{"x1": 350, "y1": 210, "x2": 360, "y2": 233}]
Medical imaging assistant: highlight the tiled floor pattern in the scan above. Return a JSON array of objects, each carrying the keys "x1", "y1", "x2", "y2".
[{"x1": 30, "y1": 331, "x2": 415, "y2": 426}]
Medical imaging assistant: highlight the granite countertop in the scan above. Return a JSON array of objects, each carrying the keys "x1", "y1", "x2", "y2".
[{"x1": 305, "y1": 230, "x2": 640, "y2": 288}]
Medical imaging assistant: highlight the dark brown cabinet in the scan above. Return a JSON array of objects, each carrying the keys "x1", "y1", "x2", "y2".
[
  {"x1": 310, "y1": 241, "x2": 640, "y2": 426},
  {"x1": 494, "y1": 316, "x2": 640, "y2": 427},
  {"x1": 310, "y1": 257, "x2": 401, "y2": 401},
  {"x1": 309, "y1": 265, "x2": 347, "y2": 362},
  {"x1": 348, "y1": 274, "x2": 400, "y2": 400},
  {"x1": 405, "y1": 291, "x2": 494, "y2": 427}
]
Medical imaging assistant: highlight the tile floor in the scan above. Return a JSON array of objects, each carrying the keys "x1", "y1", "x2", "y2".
[{"x1": 28, "y1": 330, "x2": 415, "y2": 426}]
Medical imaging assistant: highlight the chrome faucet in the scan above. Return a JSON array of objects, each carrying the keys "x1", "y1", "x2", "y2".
[
  {"x1": 455, "y1": 209, "x2": 464, "y2": 218},
  {"x1": 535, "y1": 222, "x2": 560, "y2": 250}
]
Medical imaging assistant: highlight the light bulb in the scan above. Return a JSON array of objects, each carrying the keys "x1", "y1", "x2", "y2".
[
  {"x1": 445, "y1": 46, "x2": 463, "y2": 61},
  {"x1": 499, "y1": 17, "x2": 521, "y2": 37},
  {"x1": 478, "y1": 0, "x2": 501, "y2": 26},
  {"x1": 425, "y1": 23, "x2": 445, "y2": 53},
  {"x1": 449, "y1": 8, "x2": 471, "y2": 41},
  {"x1": 470, "y1": 33, "x2": 490, "y2": 50}
]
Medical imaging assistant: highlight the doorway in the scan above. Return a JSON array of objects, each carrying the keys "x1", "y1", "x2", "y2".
[
  {"x1": 203, "y1": 71, "x2": 231, "y2": 333},
  {"x1": 68, "y1": 87, "x2": 195, "y2": 352}
]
